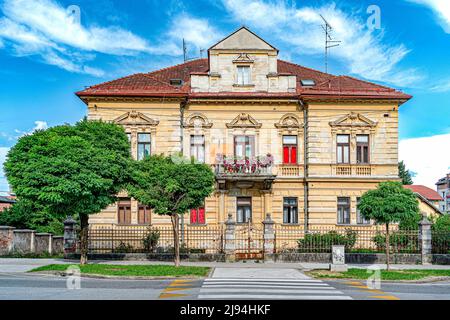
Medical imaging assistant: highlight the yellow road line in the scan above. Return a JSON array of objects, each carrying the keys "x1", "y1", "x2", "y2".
[
  {"x1": 369, "y1": 295, "x2": 400, "y2": 300},
  {"x1": 159, "y1": 293, "x2": 188, "y2": 299},
  {"x1": 159, "y1": 279, "x2": 195, "y2": 299}
]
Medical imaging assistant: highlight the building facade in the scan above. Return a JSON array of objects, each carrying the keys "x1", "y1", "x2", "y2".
[
  {"x1": 436, "y1": 174, "x2": 450, "y2": 214},
  {"x1": 76, "y1": 27, "x2": 411, "y2": 229}
]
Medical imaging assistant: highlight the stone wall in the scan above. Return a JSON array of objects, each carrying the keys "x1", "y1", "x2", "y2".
[{"x1": 0, "y1": 225, "x2": 63, "y2": 256}]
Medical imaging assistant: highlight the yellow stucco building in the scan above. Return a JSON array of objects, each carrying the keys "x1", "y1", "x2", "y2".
[{"x1": 76, "y1": 27, "x2": 411, "y2": 230}]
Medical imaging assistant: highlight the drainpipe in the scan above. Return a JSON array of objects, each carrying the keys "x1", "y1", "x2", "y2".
[
  {"x1": 180, "y1": 98, "x2": 187, "y2": 244},
  {"x1": 300, "y1": 99, "x2": 309, "y2": 232}
]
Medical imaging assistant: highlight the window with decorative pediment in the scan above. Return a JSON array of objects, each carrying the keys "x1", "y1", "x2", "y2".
[
  {"x1": 113, "y1": 110, "x2": 159, "y2": 161},
  {"x1": 275, "y1": 113, "x2": 303, "y2": 165},
  {"x1": 184, "y1": 113, "x2": 212, "y2": 163},
  {"x1": 329, "y1": 112, "x2": 377, "y2": 165}
]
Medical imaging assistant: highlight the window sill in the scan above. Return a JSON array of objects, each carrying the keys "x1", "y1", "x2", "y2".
[
  {"x1": 281, "y1": 223, "x2": 301, "y2": 226},
  {"x1": 189, "y1": 224, "x2": 207, "y2": 226}
]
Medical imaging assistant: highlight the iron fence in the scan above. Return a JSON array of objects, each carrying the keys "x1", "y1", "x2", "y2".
[
  {"x1": 432, "y1": 230, "x2": 450, "y2": 254},
  {"x1": 274, "y1": 225, "x2": 421, "y2": 254},
  {"x1": 84, "y1": 224, "x2": 224, "y2": 254}
]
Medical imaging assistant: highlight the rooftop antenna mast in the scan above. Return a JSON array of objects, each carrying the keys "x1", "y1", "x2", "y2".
[
  {"x1": 320, "y1": 14, "x2": 341, "y2": 74},
  {"x1": 183, "y1": 38, "x2": 188, "y2": 62}
]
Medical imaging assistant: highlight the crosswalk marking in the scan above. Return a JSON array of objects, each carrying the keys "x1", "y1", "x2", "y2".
[{"x1": 198, "y1": 278, "x2": 353, "y2": 300}]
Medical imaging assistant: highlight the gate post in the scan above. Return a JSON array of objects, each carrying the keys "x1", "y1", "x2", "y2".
[
  {"x1": 224, "y1": 214, "x2": 236, "y2": 262},
  {"x1": 63, "y1": 216, "x2": 77, "y2": 258},
  {"x1": 419, "y1": 215, "x2": 432, "y2": 265},
  {"x1": 263, "y1": 213, "x2": 275, "y2": 262}
]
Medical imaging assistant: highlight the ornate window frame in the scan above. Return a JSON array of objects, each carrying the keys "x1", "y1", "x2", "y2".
[
  {"x1": 329, "y1": 112, "x2": 377, "y2": 164},
  {"x1": 183, "y1": 113, "x2": 213, "y2": 162},
  {"x1": 275, "y1": 113, "x2": 304, "y2": 165},
  {"x1": 113, "y1": 110, "x2": 159, "y2": 160},
  {"x1": 226, "y1": 113, "x2": 262, "y2": 156}
]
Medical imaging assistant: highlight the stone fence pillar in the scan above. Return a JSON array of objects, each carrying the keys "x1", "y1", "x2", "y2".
[
  {"x1": 0, "y1": 226, "x2": 15, "y2": 255},
  {"x1": 224, "y1": 213, "x2": 236, "y2": 262},
  {"x1": 263, "y1": 213, "x2": 275, "y2": 262},
  {"x1": 63, "y1": 216, "x2": 77, "y2": 257},
  {"x1": 419, "y1": 215, "x2": 432, "y2": 265},
  {"x1": 13, "y1": 229, "x2": 35, "y2": 254}
]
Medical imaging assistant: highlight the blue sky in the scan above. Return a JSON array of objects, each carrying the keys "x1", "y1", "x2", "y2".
[{"x1": 0, "y1": 0, "x2": 449, "y2": 191}]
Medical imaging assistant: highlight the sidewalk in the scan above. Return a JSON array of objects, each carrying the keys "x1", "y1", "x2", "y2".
[{"x1": 1, "y1": 258, "x2": 449, "y2": 272}]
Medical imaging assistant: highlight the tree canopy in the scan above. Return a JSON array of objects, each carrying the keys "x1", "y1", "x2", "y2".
[
  {"x1": 358, "y1": 181, "x2": 419, "y2": 224},
  {"x1": 4, "y1": 119, "x2": 132, "y2": 263},
  {"x1": 127, "y1": 154, "x2": 215, "y2": 216},
  {"x1": 398, "y1": 161, "x2": 413, "y2": 185}
]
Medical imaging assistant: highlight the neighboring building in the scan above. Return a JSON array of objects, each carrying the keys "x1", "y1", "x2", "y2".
[
  {"x1": 436, "y1": 173, "x2": 450, "y2": 214},
  {"x1": 404, "y1": 185, "x2": 444, "y2": 219},
  {"x1": 76, "y1": 27, "x2": 412, "y2": 229},
  {"x1": 0, "y1": 195, "x2": 15, "y2": 212}
]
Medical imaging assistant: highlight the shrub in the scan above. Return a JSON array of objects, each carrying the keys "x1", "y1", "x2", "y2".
[
  {"x1": 297, "y1": 229, "x2": 357, "y2": 253},
  {"x1": 114, "y1": 241, "x2": 134, "y2": 253},
  {"x1": 373, "y1": 231, "x2": 419, "y2": 253},
  {"x1": 432, "y1": 215, "x2": 450, "y2": 254},
  {"x1": 142, "y1": 229, "x2": 160, "y2": 253}
]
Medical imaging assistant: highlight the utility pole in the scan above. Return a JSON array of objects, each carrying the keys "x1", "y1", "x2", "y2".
[{"x1": 320, "y1": 14, "x2": 341, "y2": 74}]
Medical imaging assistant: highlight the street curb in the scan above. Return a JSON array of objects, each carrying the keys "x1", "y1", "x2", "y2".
[
  {"x1": 29, "y1": 271, "x2": 209, "y2": 281},
  {"x1": 304, "y1": 272, "x2": 450, "y2": 284}
]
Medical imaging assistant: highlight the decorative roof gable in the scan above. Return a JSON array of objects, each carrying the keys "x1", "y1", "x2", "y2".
[
  {"x1": 113, "y1": 111, "x2": 159, "y2": 126},
  {"x1": 275, "y1": 113, "x2": 303, "y2": 129},
  {"x1": 329, "y1": 112, "x2": 377, "y2": 128},
  {"x1": 209, "y1": 26, "x2": 277, "y2": 52},
  {"x1": 226, "y1": 113, "x2": 262, "y2": 129},
  {"x1": 183, "y1": 113, "x2": 213, "y2": 128}
]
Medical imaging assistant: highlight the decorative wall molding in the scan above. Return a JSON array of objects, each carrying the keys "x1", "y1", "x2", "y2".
[
  {"x1": 329, "y1": 112, "x2": 377, "y2": 130},
  {"x1": 226, "y1": 113, "x2": 262, "y2": 129},
  {"x1": 275, "y1": 113, "x2": 303, "y2": 129},
  {"x1": 183, "y1": 113, "x2": 213, "y2": 128},
  {"x1": 113, "y1": 111, "x2": 159, "y2": 126}
]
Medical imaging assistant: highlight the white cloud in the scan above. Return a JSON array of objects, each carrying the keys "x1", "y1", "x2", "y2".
[
  {"x1": 399, "y1": 133, "x2": 450, "y2": 189},
  {"x1": 0, "y1": 0, "x2": 156, "y2": 76},
  {"x1": 222, "y1": 0, "x2": 421, "y2": 87},
  {"x1": 430, "y1": 81, "x2": 450, "y2": 93},
  {"x1": 32, "y1": 121, "x2": 48, "y2": 131},
  {"x1": 406, "y1": 0, "x2": 450, "y2": 33},
  {"x1": 168, "y1": 14, "x2": 223, "y2": 52}
]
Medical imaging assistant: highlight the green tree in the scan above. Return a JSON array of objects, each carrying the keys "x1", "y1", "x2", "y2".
[
  {"x1": 127, "y1": 154, "x2": 214, "y2": 266},
  {"x1": 4, "y1": 120, "x2": 131, "y2": 264},
  {"x1": 398, "y1": 161, "x2": 413, "y2": 185},
  {"x1": 358, "y1": 181, "x2": 419, "y2": 269},
  {"x1": 0, "y1": 199, "x2": 65, "y2": 235}
]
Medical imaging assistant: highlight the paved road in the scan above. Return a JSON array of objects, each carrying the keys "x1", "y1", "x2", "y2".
[{"x1": 0, "y1": 266, "x2": 449, "y2": 300}]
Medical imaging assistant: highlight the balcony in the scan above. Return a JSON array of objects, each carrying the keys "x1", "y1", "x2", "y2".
[
  {"x1": 214, "y1": 154, "x2": 276, "y2": 191},
  {"x1": 333, "y1": 164, "x2": 372, "y2": 177}
]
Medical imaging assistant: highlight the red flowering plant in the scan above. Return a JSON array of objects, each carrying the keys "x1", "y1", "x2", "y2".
[{"x1": 215, "y1": 153, "x2": 274, "y2": 174}]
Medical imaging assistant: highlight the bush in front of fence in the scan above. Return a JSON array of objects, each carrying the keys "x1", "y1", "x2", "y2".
[
  {"x1": 297, "y1": 229, "x2": 357, "y2": 253},
  {"x1": 142, "y1": 229, "x2": 160, "y2": 253},
  {"x1": 372, "y1": 231, "x2": 419, "y2": 253}
]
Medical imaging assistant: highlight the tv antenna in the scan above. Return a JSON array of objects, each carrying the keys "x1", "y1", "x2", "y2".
[
  {"x1": 320, "y1": 14, "x2": 341, "y2": 74},
  {"x1": 182, "y1": 39, "x2": 202, "y2": 62}
]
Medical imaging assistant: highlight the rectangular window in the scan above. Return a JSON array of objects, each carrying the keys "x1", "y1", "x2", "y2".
[
  {"x1": 337, "y1": 134, "x2": 350, "y2": 164},
  {"x1": 337, "y1": 197, "x2": 350, "y2": 224},
  {"x1": 282, "y1": 135, "x2": 298, "y2": 164},
  {"x1": 138, "y1": 204, "x2": 151, "y2": 225},
  {"x1": 137, "y1": 133, "x2": 151, "y2": 161},
  {"x1": 236, "y1": 197, "x2": 252, "y2": 223},
  {"x1": 237, "y1": 66, "x2": 251, "y2": 85},
  {"x1": 190, "y1": 135, "x2": 205, "y2": 163},
  {"x1": 117, "y1": 199, "x2": 131, "y2": 225},
  {"x1": 234, "y1": 136, "x2": 255, "y2": 158},
  {"x1": 190, "y1": 207, "x2": 206, "y2": 225},
  {"x1": 356, "y1": 135, "x2": 370, "y2": 164},
  {"x1": 283, "y1": 197, "x2": 298, "y2": 224},
  {"x1": 356, "y1": 197, "x2": 370, "y2": 224}
]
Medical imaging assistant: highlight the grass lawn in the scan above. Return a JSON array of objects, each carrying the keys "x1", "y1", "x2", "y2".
[
  {"x1": 30, "y1": 264, "x2": 211, "y2": 277},
  {"x1": 306, "y1": 268, "x2": 450, "y2": 281}
]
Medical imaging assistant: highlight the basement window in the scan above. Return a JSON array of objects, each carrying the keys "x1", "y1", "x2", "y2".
[{"x1": 300, "y1": 79, "x2": 315, "y2": 86}]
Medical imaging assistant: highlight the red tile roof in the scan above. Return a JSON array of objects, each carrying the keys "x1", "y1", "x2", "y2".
[
  {"x1": 404, "y1": 185, "x2": 443, "y2": 201},
  {"x1": 76, "y1": 58, "x2": 411, "y2": 101}
]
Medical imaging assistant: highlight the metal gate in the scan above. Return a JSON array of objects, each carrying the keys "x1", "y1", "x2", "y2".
[{"x1": 234, "y1": 221, "x2": 264, "y2": 260}]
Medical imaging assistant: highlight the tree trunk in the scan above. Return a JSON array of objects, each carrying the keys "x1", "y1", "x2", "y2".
[
  {"x1": 385, "y1": 223, "x2": 390, "y2": 271},
  {"x1": 79, "y1": 214, "x2": 89, "y2": 265},
  {"x1": 171, "y1": 214, "x2": 180, "y2": 267}
]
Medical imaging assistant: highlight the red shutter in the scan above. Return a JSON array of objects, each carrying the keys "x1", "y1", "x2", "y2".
[
  {"x1": 283, "y1": 146, "x2": 289, "y2": 164},
  {"x1": 291, "y1": 146, "x2": 297, "y2": 164},
  {"x1": 190, "y1": 209, "x2": 197, "y2": 224},
  {"x1": 199, "y1": 207, "x2": 205, "y2": 224}
]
